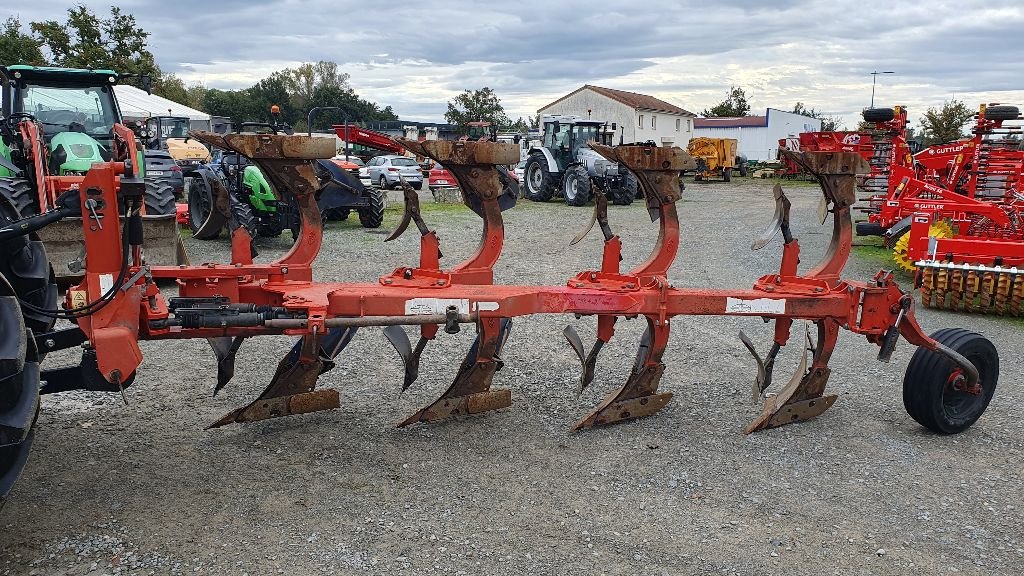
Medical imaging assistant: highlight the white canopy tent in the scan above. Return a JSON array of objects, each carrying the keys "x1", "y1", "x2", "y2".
[{"x1": 114, "y1": 85, "x2": 212, "y2": 131}]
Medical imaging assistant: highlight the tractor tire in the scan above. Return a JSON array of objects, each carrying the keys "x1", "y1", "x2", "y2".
[
  {"x1": 523, "y1": 154, "x2": 556, "y2": 202},
  {"x1": 723, "y1": 167, "x2": 733, "y2": 182},
  {"x1": 144, "y1": 174, "x2": 177, "y2": 216},
  {"x1": 187, "y1": 175, "x2": 220, "y2": 239},
  {"x1": 279, "y1": 190, "x2": 302, "y2": 242},
  {"x1": 862, "y1": 108, "x2": 895, "y2": 123},
  {"x1": 228, "y1": 188, "x2": 258, "y2": 257},
  {"x1": 0, "y1": 271, "x2": 41, "y2": 509},
  {"x1": 359, "y1": 187, "x2": 386, "y2": 228},
  {"x1": 903, "y1": 328, "x2": 998, "y2": 434},
  {"x1": 562, "y1": 165, "x2": 592, "y2": 207},
  {"x1": 0, "y1": 178, "x2": 38, "y2": 219},
  {"x1": 0, "y1": 191, "x2": 57, "y2": 336},
  {"x1": 984, "y1": 105, "x2": 1020, "y2": 121},
  {"x1": 610, "y1": 171, "x2": 639, "y2": 205}
]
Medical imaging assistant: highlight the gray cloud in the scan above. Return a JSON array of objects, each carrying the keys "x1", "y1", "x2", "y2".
[{"x1": 3, "y1": 0, "x2": 1023, "y2": 124}]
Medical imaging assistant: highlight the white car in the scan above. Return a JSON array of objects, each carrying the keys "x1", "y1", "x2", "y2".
[
  {"x1": 514, "y1": 159, "x2": 526, "y2": 182},
  {"x1": 366, "y1": 155, "x2": 423, "y2": 190}
]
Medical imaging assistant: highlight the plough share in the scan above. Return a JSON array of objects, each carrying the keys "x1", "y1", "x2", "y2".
[{"x1": 0, "y1": 134, "x2": 1000, "y2": 502}]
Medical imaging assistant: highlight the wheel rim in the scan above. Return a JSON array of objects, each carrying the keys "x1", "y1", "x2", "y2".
[
  {"x1": 528, "y1": 166, "x2": 542, "y2": 191},
  {"x1": 379, "y1": 177, "x2": 386, "y2": 189},
  {"x1": 942, "y1": 364, "x2": 986, "y2": 421},
  {"x1": 566, "y1": 175, "x2": 577, "y2": 200}
]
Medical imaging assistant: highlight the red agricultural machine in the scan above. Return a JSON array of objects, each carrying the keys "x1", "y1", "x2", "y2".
[
  {"x1": 778, "y1": 130, "x2": 879, "y2": 177},
  {"x1": 0, "y1": 135, "x2": 1000, "y2": 507},
  {"x1": 892, "y1": 104, "x2": 1024, "y2": 313}
]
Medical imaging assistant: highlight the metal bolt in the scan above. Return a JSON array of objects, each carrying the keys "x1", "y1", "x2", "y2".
[
  {"x1": 281, "y1": 266, "x2": 289, "y2": 274},
  {"x1": 45, "y1": 339, "x2": 55, "y2": 349},
  {"x1": 437, "y1": 280, "x2": 447, "y2": 286},
  {"x1": 383, "y1": 278, "x2": 393, "y2": 285},
  {"x1": 403, "y1": 268, "x2": 413, "y2": 279}
]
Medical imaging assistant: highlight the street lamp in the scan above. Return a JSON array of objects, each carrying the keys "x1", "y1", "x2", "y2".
[{"x1": 870, "y1": 71, "x2": 895, "y2": 108}]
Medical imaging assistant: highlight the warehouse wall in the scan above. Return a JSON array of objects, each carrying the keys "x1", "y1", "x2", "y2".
[{"x1": 539, "y1": 88, "x2": 694, "y2": 146}]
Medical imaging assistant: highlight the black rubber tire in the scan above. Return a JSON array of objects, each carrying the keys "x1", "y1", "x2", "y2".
[
  {"x1": 144, "y1": 174, "x2": 177, "y2": 216},
  {"x1": 723, "y1": 167, "x2": 732, "y2": 182},
  {"x1": 984, "y1": 105, "x2": 1020, "y2": 121},
  {"x1": 739, "y1": 164, "x2": 748, "y2": 177},
  {"x1": 856, "y1": 221, "x2": 884, "y2": 237},
  {"x1": 411, "y1": 181, "x2": 422, "y2": 190},
  {"x1": 523, "y1": 154, "x2": 556, "y2": 202},
  {"x1": 609, "y1": 171, "x2": 638, "y2": 205},
  {"x1": 0, "y1": 192, "x2": 57, "y2": 336},
  {"x1": 378, "y1": 176, "x2": 388, "y2": 191},
  {"x1": 863, "y1": 108, "x2": 895, "y2": 123},
  {"x1": 0, "y1": 271, "x2": 40, "y2": 508},
  {"x1": 187, "y1": 176, "x2": 220, "y2": 239},
  {"x1": 561, "y1": 165, "x2": 592, "y2": 206},
  {"x1": 359, "y1": 187, "x2": 386, "y2": 228},
  {"x1": 0, "y1": 178, "x2": 38, "y2": 218},
  {"x1": 280, "y1": 190, "x2": 301, "y2": 242},
  {"x1": 229, "y1": 188, "x2": 258, "y2": 239},
  {"x1": 903, "y1": 328, "x2": 998, "y2": 434}
]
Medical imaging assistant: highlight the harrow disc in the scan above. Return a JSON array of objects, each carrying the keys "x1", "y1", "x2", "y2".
[{"x1": 892, "y1": 221, "x2": 953, "y2": 272}]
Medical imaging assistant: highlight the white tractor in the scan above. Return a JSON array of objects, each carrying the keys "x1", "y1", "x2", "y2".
[{"x1": 522, "y1": 114, "x2": 639, "y2": 206}]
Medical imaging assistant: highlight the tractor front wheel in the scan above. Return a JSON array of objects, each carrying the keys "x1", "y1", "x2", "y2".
[
  {"x1": 903, "y1": 328, "x2": 998, "y2": 434},
  {"x1": 723, "y1": 167, "x2": 733, "y2": 182},
  {"x1": 144, "y1": 174, "x2": 177, "y2": 216},
  {"x1": 562, "y1": 165, "x2": 592, "y2": 207},
  {"x1": 523, "y1": 155, "x2": 556, "y2": 202},
  {"x1": 0, "y1": 178, "x2": 38, "y2": 219}
]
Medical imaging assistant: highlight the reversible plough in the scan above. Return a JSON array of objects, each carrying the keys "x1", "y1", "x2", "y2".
[{"x1": 0, "y1": 134, "x2": 1001, "y2": 504}]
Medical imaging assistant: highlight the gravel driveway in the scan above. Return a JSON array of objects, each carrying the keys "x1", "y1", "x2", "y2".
[{"x1": 1, "y1": 177, "x2": 1021, "y2": 575}]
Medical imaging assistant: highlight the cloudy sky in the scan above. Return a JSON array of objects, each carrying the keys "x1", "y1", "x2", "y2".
[{"x1": 4, "y1": 1, "x2": 1024, "y2": 127}]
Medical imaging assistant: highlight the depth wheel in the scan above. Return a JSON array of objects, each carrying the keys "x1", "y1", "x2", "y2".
[{"x1": 903, "y1": 328, "x2": 998, "y2": 434}]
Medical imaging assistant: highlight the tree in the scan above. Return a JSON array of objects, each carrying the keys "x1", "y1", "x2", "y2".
[
  {"x1": 508, "y1": 117, "x2": 531, "y2": 132},
  {"x1": 445, "y1": 87, "x2": 509, "y2": 130},
  {"x1": 919, "y1": 99, "x2": 974, "y2": 145},
  {"x1": 155, "y1": 73, "x2": 189, "y2": 105},
  {"x1": 792, "y1": 102, "x2": 843, "y2": 132},
  {"x1": 702, "y1": 86, "x2": 751, "y2": 117},
  {"x1": 0, "y1": 16, "x2": 45, "y2": 66},
  {"x1": 31, "y1": 6, "x2": 159, "y2": 86}
]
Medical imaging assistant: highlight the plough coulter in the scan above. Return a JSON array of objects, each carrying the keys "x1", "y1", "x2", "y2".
[{"x1": 0, "y1": 134, "x2": 1000, "y2": 505}]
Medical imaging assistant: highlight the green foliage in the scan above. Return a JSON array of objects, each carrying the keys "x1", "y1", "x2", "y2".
[
  {"x1": 702, "y1": 86, "x2": 751, "y2": 117},
  {"x1": 155, "y1": 73, "x2": 189, "y2": 104},
  {"x1": 792, "y1": 102, "x2": 843, "y2": 131},
  {"x1": 445, "y1": 87, "x2": 509, "y2": 130},
  {"x1": 0, "y1": 17, "x2": 45, "y2": 66},
  {"x1": 200, "y1": 60, "x2": 398, "y2": 130},
  {"x1": 30, "y1": 6, "x2": 159, "y2": 87},
  {"x1": 919, "y1": 99, "x2": 974, "y2": 145}
]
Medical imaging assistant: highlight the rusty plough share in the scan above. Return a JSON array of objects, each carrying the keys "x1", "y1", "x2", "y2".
[{"x1": 4, "y1": 135, "x2": 1000, "y2": 464}]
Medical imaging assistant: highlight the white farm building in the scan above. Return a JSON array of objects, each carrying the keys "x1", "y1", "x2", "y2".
[
  {"x1": 537, "y1": 85, "x2": 696, "y2": 147},
  {"x1": 693, "y1": 108, "x2": 822, "y2": 161}
]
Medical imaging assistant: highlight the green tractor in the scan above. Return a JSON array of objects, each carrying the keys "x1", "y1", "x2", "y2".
[
  {"x1": 187, "y1": 113, "x2": 301, "y2": 242},
  {"x1": 0, "y1": 65, "x2": 185, "y2": 281}
]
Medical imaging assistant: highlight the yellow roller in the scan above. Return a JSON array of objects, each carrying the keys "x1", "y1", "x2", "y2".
[{"x1": 892, "y1": 221, "x2": 954, "y2": 272}]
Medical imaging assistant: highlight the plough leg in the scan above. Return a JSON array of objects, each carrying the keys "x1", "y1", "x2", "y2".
[
  {"x1": 398, "y1": 318, "x2": 513, "y2": 426},
  {"x1": 745, "y1": 320, "x2": 839, "y2": 433},
  {"x1": 208, "y1": 327, "x2": 357, "y2": 428},
  {"x1": 572, "y1": 317, "x2": 673, "y2": 431}
]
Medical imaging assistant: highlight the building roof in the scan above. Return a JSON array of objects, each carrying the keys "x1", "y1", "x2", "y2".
[
  {"x1": 114, "y1": 85, "x2": 210, "y2": 122},
  {"x1": 693, "y1": 116, "x2": 768, "y2": 129},
  {"x1": 540, "y1": 85, "x2": 695, "y2": 116}
]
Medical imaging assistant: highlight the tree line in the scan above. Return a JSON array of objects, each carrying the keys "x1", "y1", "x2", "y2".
[{"x1": 0, "y1": 7, "x2": 396, "y2": 131}]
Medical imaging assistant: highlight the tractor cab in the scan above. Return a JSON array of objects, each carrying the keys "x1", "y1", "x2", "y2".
[
  {"x1": 541, "y1": 116, "x2": 602, "y2": 171},
  {"x1": 144, "y1": 115, "x2": 212, "y2": 166},
  {"x1": 463, "y1": 121, "x2": 496, "y2": 142},
  {"x1": 1, "y1": 65, "x2": 122, "y2": 176}
]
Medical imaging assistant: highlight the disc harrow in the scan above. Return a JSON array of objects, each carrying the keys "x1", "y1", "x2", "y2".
[{"x1": 0, "y1": 134, "x2": 1001, "y2": 505}]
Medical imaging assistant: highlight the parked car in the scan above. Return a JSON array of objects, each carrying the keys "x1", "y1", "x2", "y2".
[
  {"x1": 145, "y1": 149, "x2": 185, "y2": 199},
  {"x1": 329, "y1": 156, "x2": 364, "y2": 177},
  {"x1": 514, "y1": 159, "x2": 526, "y2": 183},
  {"x1": 428, "y1": 162, "x2": 457, "y2": 190},
  {"x1": 366, "y1": 154, "x2": 423, "y2": 190}
]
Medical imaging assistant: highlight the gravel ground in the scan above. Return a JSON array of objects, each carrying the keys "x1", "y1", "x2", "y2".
[{"x1": 1, "y1": 177, "x2": 1021, "y2": 575}]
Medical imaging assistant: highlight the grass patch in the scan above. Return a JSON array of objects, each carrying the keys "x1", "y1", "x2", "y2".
[{"x1": 851, "y1": 243, "x2": 914, "y2": 283}]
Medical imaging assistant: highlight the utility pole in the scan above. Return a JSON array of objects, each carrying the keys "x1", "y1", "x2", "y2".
[{"x1": 870, "y1": 71, "x2": 895, "y2": 108}]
